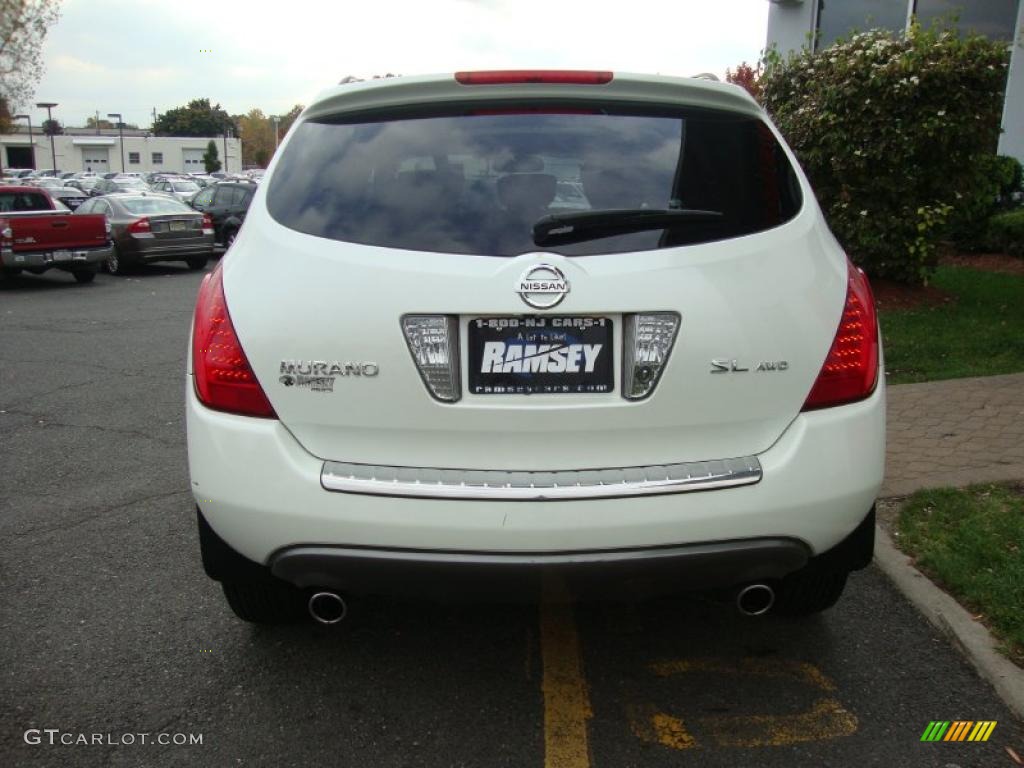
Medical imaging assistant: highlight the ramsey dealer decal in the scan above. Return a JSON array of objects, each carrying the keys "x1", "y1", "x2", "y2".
[
  {"x1": 468, "y1": 316, "x2": 614, "y2": 395},
  {"x1": 480, "y1": 342, "x2": 603, "y2": 374}
]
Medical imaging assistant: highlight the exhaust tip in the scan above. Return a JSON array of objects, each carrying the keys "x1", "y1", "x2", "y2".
[
  {"x1": 308, "y1": 591, "x2": 347, "y2": 625},
  {"x1": 736, "y1": 583, "x2": 775, "y2": 616}
]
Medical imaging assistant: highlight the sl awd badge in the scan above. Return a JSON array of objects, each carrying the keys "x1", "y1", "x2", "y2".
[
  {"x1": 711, "y1": 359, "x2": 789, "y2": 373},
  {"x1": 279, "y1": 360, "x2": 379, "y2": 393}
]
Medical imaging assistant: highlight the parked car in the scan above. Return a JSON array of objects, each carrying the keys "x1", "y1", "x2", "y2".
[
  {"x1": 2, "y1": 169, "x2": 35, "y2": 179},
  {"x1": 76, "y1": 194, "x2": 214, "y2": 274},
  {"x1": 26, "y1": 177, "x2": 67, "y2": 190},
  {"x1": 27, "y1": 169, "x2": 60, "y2": 178},
  {"x1": 90, "y1": 178, "x2": 149, "y2": 196},
  {"x1": 150, "y1": 178, "x2": 202, "y2": 202},
  {"x1": 47, "y1": 186, "x2": 90, "y2": 211},
  {"x1": 0, "y1": 185, "x2": 111, "y2": 283},
  {"x1": 187, "y1": 181, "x2": 255, "y2": 247},
  {"x1": 186, "y1": 71, "x2": 884, "y2": 625},
  {"x1": 67, "y1": 177, "x2": 101, "y2": 194}
]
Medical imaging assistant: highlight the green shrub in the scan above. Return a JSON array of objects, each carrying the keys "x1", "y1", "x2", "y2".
[
  {"x1": 760, "y1": 25, "x2": 1010, "y2": 284},
  {"x1": 993, "y1": 155, "x2": 1023, "y2": 210},
  {"x1": 984, "y1": 209, "x2": 1024, "y2": 256}
]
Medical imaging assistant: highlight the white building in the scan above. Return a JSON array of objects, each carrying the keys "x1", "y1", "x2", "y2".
[
  {"x1": 765, "y1": 0, "x2": 1024, "y2": 163},
  {"x1": 1, "y1": 128, "x2": 242, "y2": 174}
]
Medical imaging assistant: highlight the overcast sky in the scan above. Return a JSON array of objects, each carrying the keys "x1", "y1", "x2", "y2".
[{"x1": 28, "y1": 0, "x2": 769, "y2": 127}]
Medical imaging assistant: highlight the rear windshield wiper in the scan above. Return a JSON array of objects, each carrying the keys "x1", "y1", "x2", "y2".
[{"x1": 533, "y1": 208, "x2": 723, "y2": 247}]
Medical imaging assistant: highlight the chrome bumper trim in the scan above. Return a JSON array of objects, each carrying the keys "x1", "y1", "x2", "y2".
[{"x1": 320, "y1": 456, "x2": 761, "y2": 500}]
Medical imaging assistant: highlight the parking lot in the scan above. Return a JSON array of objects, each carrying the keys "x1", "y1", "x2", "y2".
[{"x1": 1, "y1": 263, "x2": 1021, "y2": 768}]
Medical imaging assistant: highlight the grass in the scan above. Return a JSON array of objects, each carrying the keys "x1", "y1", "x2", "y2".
[
  {"x1": 879, "y1": 266, "x2": 1024, "y2": 384},
  {"x1": 896, "y1": 484, "x2": 1024, "y2": 665}
]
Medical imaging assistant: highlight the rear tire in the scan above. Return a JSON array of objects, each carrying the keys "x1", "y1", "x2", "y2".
[
  {"x1": 72, "y1": 268, "x2": 97, "y2": 284},
  {"x1": 221, "y1": 581, "x2": 308, "y2": 624},
  {"x1": 186, "y1": 255, "x2": 208, "y2": 271},
  {"x1": 106, "y1": 246, "x2": 130, "y2": 275},
  {"x1": 773, "y1": 570, "x2": 848, "y2": 616}
]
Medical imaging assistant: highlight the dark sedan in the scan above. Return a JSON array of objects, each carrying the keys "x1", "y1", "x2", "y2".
[{"x1": 74, "y1": 194, "x2": 214, "y2": 275}]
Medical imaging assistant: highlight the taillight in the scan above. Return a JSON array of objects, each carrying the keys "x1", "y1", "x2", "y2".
[
  {"x1": 802, "y1": 262, "x2": 879, "y2": 411},
  {"x1": 401, "y1": 315, "x2": 460, "y2": 402},
  {"x1": 455, "y1": 70, "x2": 613, "y2": 85},
  {"x1": 127, "y1": 217, "x2": 151, "y2": 235},
  {"x1": 201, "y1": 213, "x2": 213, "y2": 233},
  {"x1": 0, "y1": 217, "x2": 11, "y2": 241},
  {"x1": 192, "y1": 264, "x2": 276, "y2": 418}
]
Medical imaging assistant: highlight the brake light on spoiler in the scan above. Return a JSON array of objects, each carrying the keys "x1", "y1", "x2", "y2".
[
  {"x1": 455, "y1": 70, "x2": 613, "y2": 85},
  {"x1": 802, "y1": 262, "x2": 880, "y2": 411}
]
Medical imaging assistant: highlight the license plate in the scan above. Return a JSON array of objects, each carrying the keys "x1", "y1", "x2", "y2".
[
  {"x1": 51, "y1": 250, "x2": 72, "y2": 262},
  {"x1": 170, "y1": 220, "x2": 187, "y2": 231},
  {"x1": 468, "y1": 316, "x2": 614, "y2": 395}
]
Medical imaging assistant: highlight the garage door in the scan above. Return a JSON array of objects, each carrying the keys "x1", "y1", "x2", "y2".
[
  {"x1": 82, "y1": 148, "x2": 109, "y2": 172},
  {"x1": 183, "y1": 149, "x2": 205, "y2": 171}
]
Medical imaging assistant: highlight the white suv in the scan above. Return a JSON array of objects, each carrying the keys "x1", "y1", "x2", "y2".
[{"x1": 187, "y1": 71, "x2": 884, "y2": 624}]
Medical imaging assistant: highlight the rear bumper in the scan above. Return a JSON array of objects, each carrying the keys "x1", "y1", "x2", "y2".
[
  {"x1": 121, "y1": 236, "x2": 214, "y2": 262},
  {"x1": 200, "y1": 504, "x2": 875, "y2": 599},
  {"x1": 1, "y1": 245, "x2": 111, "y2": 270},
  {"x1": 269, "y1": 538, "x2": 810, "y2": 598},
  {"x1": 187, "y1": 378, "x2": 886, "y2": 571}
]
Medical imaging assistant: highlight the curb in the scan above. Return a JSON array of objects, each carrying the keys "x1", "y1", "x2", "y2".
[{"x1": 874, "y1": 525, "x2": 1024, "y2": 719}]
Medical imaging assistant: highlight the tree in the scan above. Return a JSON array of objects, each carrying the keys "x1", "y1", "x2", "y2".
[
  {"x1": 724, "y1": 61, "x2": 763, "y2": 101},
  {"x1": 236, "y1": 108, "x2": 273, "y2": 168},
  {"x1": 203, "y1": 140, "x2": 221, "y2": 173},
  {"x1": 41, "y1": 117, "x2": 61, "y2": 135},
  {"x1": 0, "y1": 0, "x2": 61, "y2": 110},
  {"x1": 154, "y1": 98, "x2": 235, "y2": 137},
  {"x1": 85, "y1": 116, "x2": 114, "y2": 130},
  {"x1": 276, "y1": 104, "x2": 303, "y2": 140},
  {"x1": 0, "y1": 95, "x2": 12, "y2": 135}
]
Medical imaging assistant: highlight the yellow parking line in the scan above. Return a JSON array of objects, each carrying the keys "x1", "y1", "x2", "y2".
[{"x1": 540, "y1": 579, "x2": 592, "y2": 768}]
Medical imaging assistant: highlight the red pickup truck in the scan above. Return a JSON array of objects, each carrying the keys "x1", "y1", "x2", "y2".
[{"x1": 0, "y1": 186, "x2": 111, "y2": 283}]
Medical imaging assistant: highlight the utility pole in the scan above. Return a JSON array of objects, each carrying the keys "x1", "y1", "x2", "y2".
[
  {"x1": 107, "y1": 112, "x2": 125, "y2": 172},
  {"x1": 95, "y1": 111, "x2": 100, "y2": 135},
  {"x1": 223, "y1": 124, "x2": 230, "y2": 173},
  {"x1": 36, "y1": 102, "x2": 59, "y2": 172}
]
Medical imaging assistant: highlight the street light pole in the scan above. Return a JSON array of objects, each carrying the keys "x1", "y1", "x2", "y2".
[
  {"x1": 223, "y1": 124, "x2": 230, "y2": 174},
  {"x1": 272, "y1": 115, "x2": 280, "y2": 152},
  {"x1": 107, "y1": 113, "x2": 125, "y2": 172},
  {"x1": 14, "y1": 114, "x2": 35, "y2": 170},
  {"x1": 36, "y1": 102, "x2": 58, "y2": 172}
]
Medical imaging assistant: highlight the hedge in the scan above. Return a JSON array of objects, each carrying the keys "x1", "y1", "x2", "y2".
[
  {"x1": 984, "y1": 209, "x2": 1024, "y2": 257},
  {"x1": 760, "y1": 24, "x2": 1010, "y2": 284}
]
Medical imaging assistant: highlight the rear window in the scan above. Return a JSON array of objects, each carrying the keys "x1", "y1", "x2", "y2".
[
  {"x1": 120, "y1": 198, "x2": 191, "y2": 215},
  {"x1": 0, "y1": 192, "x2": 52, "y2": 212},
  {"x1": 267, "y1": 106, "x2": 802, "y2": 257}
]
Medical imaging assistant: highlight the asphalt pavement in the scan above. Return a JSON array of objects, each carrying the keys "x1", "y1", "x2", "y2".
[{"x1": 1, "y1": 263, "x2": 1021, "y2": 768}]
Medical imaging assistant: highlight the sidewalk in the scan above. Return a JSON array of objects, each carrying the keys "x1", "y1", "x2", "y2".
[{"x1": 882, "y1": 372, "x2": 1024, "y2": 498}]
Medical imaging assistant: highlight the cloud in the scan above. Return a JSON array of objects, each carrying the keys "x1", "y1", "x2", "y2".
[{"x1": 30, "y1": 0, "x2": 768, "y2": 126}]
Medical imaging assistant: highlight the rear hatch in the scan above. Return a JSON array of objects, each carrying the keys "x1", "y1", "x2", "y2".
[{"x1": 224, "y1": 73, "x2": 847, "y2": 470}]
